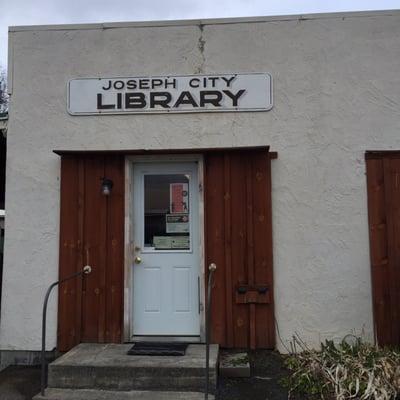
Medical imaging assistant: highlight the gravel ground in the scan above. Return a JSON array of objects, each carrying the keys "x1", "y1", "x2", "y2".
[{"x1": 0, "y1": 351, "x2": 295, "y2": 400}]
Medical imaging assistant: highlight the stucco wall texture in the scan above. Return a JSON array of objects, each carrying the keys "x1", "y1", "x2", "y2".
[{"x1": 2, "y1": 10, "x2": 400, "y2": 352}]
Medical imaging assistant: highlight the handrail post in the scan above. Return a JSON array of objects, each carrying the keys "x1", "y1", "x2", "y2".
[
  {"x1": 205, "y1": 262, "x2": 216, "y2": 400},
  {"x1": 40, "y1": 266, "x2": 91, "y2": 397}
]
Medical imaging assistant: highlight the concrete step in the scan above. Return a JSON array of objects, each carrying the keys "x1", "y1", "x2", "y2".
[
  {"x1": 34, "y1": 388, "x2": 214, "y2": 400},
  {"x1": 48, "y1": 343, "x2": 218, "y2": 393}
]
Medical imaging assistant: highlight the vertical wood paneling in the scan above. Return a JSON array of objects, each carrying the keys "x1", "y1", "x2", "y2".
[
  {"x1": 104, "y1": 155, "x2": 125, "y2": 343},
  {"x1": 245, "y1": 156, "x2": 256, "y2": 349},
  {"x1": 366, "y1": 156, "x2": 400, "y2": 346},
  {"x1": 75, "y1": 159, "x2": 85, "y2": 345},
  {"x1": 205, "y1": 149, "x2": 275, "y2": 349},
  {"x1": 223, "y1": 155, "x2": 234, "y2": 347},
  {"x1": 252, "y1": 153, "x2": 275, "y2": 348},
  {"x1": 230, "y1": 154, "x2": 249, "y2": 347},
  {"x1": 367, "y1": 159, "x2": 390, "y2": 345},
  {"x1": 81, "y1": 156, "x2": 107, "y2": 343},
  {"x1": 58, "y1": 154, "x2": 125, "y2": 351},
  {"x1": 205, "y1": 153, "x2": 227, "y2": 344},
  {"x1": 367, "y1": 158, "x2": 391, "y2": 345},
  {"x1": 383, "y1": 159, "x2": 400, "y2": 344},
  {"x1": 390, "y1": 159, "x2": 400, "y2": 344},
  {"x1": 59, "y1": 148, "x2": 273, "y2": 351},
  {"x1": 58, "y1": 156, "x2": 80, "y2": 351}
]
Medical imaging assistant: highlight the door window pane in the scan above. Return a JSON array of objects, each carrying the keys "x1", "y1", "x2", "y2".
[{"x1": 144, "y1": 174, "x2": 190, "y2": 250}]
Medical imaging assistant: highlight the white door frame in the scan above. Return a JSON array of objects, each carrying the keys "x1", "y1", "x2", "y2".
[{"x1": 123, "y1": 154, "x2": 205, "y2": 342}]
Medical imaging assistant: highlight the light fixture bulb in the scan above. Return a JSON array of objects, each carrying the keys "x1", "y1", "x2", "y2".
[{"x1": 101, "y1": 178, "x2": 113, "y2": 196}]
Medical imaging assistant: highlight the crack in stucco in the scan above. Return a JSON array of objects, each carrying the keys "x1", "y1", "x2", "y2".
[{"x1": 195, "y1": 24, "x2": 206, "y2": 74}]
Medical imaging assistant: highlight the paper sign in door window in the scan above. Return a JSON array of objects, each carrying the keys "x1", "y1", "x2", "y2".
[
  {"x1": 170, "y1": 183, "x2": 189, "y2": 213},
  {"x1": 153, "y1": 235, "x2": 190, "y2": 250},
  {"x1": 166, "y1": 214, "x2": 189, "y2": 233},
  {"x1": 153, "y1": 236, "x2": 173, "y2": 249},
  {"x1": 171, "y1": 236, "x2": 190, "y2": 249}
]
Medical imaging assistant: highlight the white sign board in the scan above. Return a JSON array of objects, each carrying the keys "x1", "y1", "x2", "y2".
[
  {"x1": 166, "y1": 214, "x2": 189, "y2": 233},
  {"x1": 67, "y1": 73, "x2": 272, "y2": 115}
]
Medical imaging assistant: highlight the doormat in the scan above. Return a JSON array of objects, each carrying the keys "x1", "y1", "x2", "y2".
[{"x1": 127, "y1": 342, "x2": 188, "y2": 356}]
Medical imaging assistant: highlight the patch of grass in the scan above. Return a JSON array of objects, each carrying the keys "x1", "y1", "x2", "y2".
[{"x1": 281, "y1": 335, "x2": 400, "y2": 399}]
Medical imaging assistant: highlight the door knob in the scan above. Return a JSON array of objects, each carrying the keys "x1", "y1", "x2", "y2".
[
  {"x1": 209, "y1": 263, "x2": 217, "y2": 272},
  {"x1": 134, "y1": 256, "x2": 142, "y2": 264}
]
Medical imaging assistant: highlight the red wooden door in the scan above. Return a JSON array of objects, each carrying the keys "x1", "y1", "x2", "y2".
[
  {"x1": 366, "y1": 152, "x2": 400, "y2": 346},
  {"x1": 58, "y1": 155, "x2": 124, "y2": 351},
  {"x1": 205, "y1": 149, "x2": 275, "y2": 349}
]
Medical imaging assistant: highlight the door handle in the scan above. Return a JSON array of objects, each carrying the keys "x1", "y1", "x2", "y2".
[
  {"x1": 198, "y1": 276, "x2": 201, "y2": 314},
  {"x1": 133, "y1": 245, "x2": 141, "y2": 264}
]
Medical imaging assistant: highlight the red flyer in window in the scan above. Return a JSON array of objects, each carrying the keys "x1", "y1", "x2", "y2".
[{"x1": 170, "y1": 183, "x2": 189, "y2": 213}]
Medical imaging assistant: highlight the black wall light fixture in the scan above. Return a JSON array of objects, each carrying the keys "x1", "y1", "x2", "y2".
[{"x1": 101, "y1": 178, "x2": 113, "y2": 196}]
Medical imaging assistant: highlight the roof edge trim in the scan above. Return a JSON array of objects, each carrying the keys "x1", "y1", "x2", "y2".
[{"x1": 9, "y1": 9, "x2": 400, "y2": 33}]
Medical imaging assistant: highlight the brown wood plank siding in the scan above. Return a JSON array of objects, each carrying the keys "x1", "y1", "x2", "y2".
[
  {"x1": 205, "y1": 150, "x2": 275, "y2": 349},
  {"x1": 230, "y1": 154, "x2": 250, "y2": 347},
  {"x1": 204, "y1": 153, "x2": 227, "y2": 345},
  {"x1": 58, "y1": 155, "x2": 124, "y2": 351},
  {"x1": 58, "y1": 148, "x2": 273, "y2": 351},
  {"x1": 58, "y1": 156, "x2": 81, "y2": 351},
  {"x1": 383, "y1": 159, "x2": 400, "y2": 343},
  {"x1": 223, "y1": 155, "x2": 234, "y2": 347},
  {"x1": 366, "y1": 156, "x2": 400, "y2": 346},
  {"x1": 104, "y1": 156, "x2": 125, "y2": 343},
  {"x1": 252, "y1": 153, "x2": 275, "y2": 348},
  {"x1": 81, "y1": 156, "x2": 107, "y2": 343}
]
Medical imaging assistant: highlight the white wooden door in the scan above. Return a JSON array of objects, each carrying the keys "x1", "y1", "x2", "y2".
[{"x1": 132, "y1": 162, "x2": 200, "y2": 336}]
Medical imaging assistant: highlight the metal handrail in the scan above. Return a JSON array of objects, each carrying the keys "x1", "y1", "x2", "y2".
[
  {"x1": 40, "y1": 265, "x2": 92, "y2": 396},
  {"x1": 205, "y1": 262, "x2": 217, "y2": 400}
]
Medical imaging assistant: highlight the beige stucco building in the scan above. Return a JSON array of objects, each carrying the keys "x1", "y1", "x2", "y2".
[{"x1": 1, "y1": 10, "x2": 400, "y2": 365}]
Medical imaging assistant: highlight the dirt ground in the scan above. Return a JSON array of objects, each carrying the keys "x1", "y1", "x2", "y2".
[
  {"x1": 0, "y1": 350, "x2": 295, "y2": 400},
  {"x1": 218, "y1": 350, "x2": 293, "y2": 400},
  {"x1": 0, "y1": 366, "x2": 41, "y2": 400}
]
